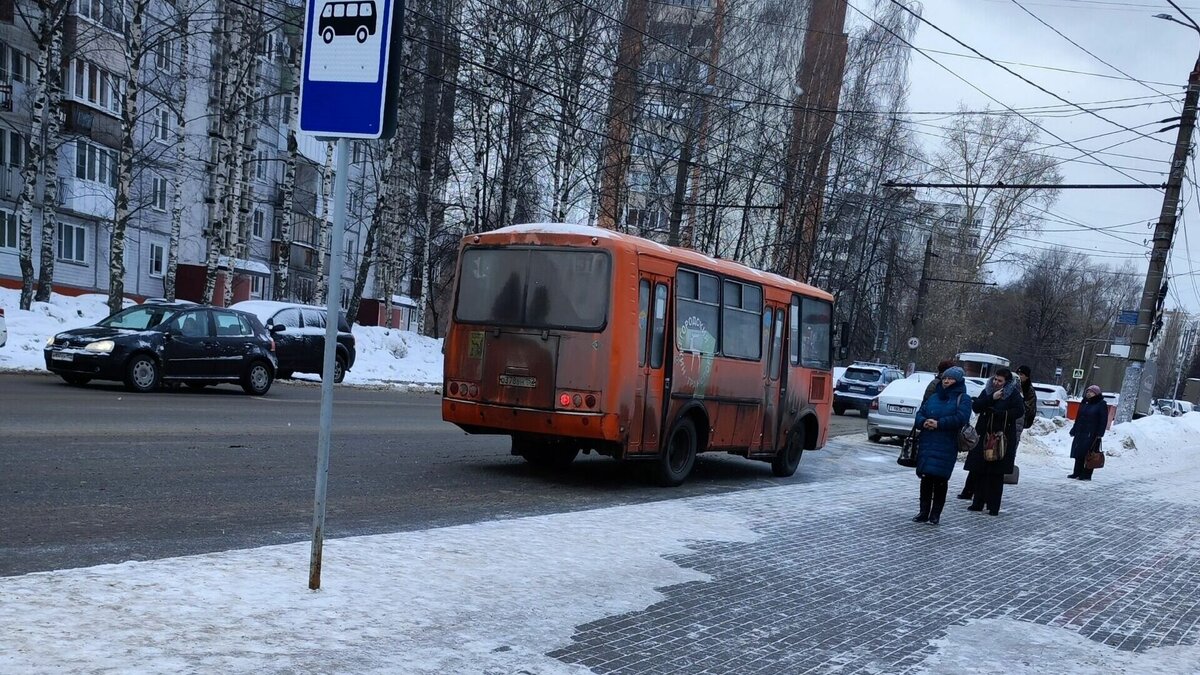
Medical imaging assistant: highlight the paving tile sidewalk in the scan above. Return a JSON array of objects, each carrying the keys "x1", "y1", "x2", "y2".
[{"x1": 550, "y1": 439, "x2": 1200, "y2": 673}]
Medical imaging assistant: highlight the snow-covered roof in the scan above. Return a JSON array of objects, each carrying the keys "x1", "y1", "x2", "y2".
[
  {"x1": 389, "y1": 294, "x2": 417, "y2": 307},
  {"x1": 218, "y1": 256, "x2": 272, "y2": 276}
]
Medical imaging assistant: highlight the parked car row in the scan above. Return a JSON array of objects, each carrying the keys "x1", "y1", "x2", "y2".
[
  {"x1": 865, "y1": 373, "x2": 987, "y2": 443},
  {"x1": 833, "y1": 362, "x2": 904, "y2": 416},
  {"x1": 41, "y1": 300, "x2": 355, "y2": 395}
]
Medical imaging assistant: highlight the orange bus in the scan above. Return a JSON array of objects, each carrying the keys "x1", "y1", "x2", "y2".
[{"x1": 441, "y1": 224, "x2": 835, "y2": 486}]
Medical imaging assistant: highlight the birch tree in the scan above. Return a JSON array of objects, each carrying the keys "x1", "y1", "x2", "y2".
[
  {"x1": 108, "y1": 0, "x2": 151, "y2": 315},
  {"x1": 164, "y1": 0, "x2": 192, "y2": 302},
  {"x1": 13, "y1": 0, "x2": 70, "y2": 310}
]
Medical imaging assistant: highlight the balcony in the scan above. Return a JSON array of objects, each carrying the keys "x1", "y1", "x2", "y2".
[
  {"x1": 59, "y1": 176, "x2": 115, "y2": 220},
  {"x1": 62, "y1": 100, "x2": 121, "y2": 149}
]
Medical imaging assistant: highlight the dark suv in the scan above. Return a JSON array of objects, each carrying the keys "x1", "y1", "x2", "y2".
[
  {"x1": 44, "y1": 303, "x2": 277, "y2": 395},
  {"x1": 834, "y1": 362, "x2": 903, "y2": 416},
  {"x1": 230, "y1": 301, "x2": 356, "y2": 383}
]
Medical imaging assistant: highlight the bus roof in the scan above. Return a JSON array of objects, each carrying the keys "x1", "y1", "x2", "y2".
[
  {"x1": 956, "y1": 352, "x2": 1010, "y2": 365},
  {"x1": 473, "y1": 223, "x2": 833, "y2": 301}
]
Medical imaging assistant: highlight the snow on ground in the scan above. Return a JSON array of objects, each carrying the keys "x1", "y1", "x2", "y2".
[
  {"x1": 0, "y1": 287, "x2": 443, "y2": 388},
  {"x1": 0, "y1": 502, "x2": 758, "y2": 674}
]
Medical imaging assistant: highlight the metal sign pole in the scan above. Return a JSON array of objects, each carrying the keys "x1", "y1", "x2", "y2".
[{"x1": 309, "y1": 137, "x2": 350, "y2": 590}]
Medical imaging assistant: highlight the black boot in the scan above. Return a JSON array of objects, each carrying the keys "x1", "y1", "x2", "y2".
[
  {"x1": 914, "y1": 477, "x2": 932, "y2": 522},
  {"x1": 929, "y1": 479, "x2": 947, "y2": 525}
]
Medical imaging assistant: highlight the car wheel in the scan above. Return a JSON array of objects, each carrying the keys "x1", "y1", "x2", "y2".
[
  {"x1": 185, "y1": 382, "x2": 210, "y2": 390},
  {"x1": 322, "y1": 27, "x2": 334, "y2": 43},
  {"x1": 124, "y1": 354, "x2": 160, "y2": 393},
  {"x1": 868, "y1": 432, "x2": 882, "y2": 443},
  {"x1": 356, "y1": 26, "x2": 368, "y2": 43},
  {"x1": 241, "y1": 360, "x2": 273, "y2": 395},
  {"x1": 654, "y1": 416, "x2": 698, "y2": 487},
  {"x1": 328, "y1": 355, "x2": 346, "y2": 384},
  {"x1": 771, "y1": 430, "x2": 804, "y2": 477},
  {"x1": 833, "y1": 405, "x2": 845, "y2": 416},
  {"x1": 61, "y1": 375, "x2": 91, "y2": 386}
]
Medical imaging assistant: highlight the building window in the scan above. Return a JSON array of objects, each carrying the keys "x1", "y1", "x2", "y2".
[
  {"x1": 0, "y1": 129, "x2": 26, "y2": 168},
  {"x1": 67, "y1": 59, "x2": 122, "y2": 114},
  {"x1": 57, "y1": 222, "x2": 86, "y2": 263},
  {"x1": 251, "y1": 275, "x2": 264, "y2": 298},
  {"x1": 153, "y1": 109, "x2": 171, "y2": 141},
  {"x1": 75, "y1": 140, "x2": 117, "y2": 187},
  {"x1": 151, "y1": 175, "x2": 168, "y2": 211},
  {"x1": 0, "y1": 208, "x2": 16, "y2": 250},
  {"x1": 256, "y1": 150, "x2": 267, "y2": 179},
  {"x1": 154, "y1": 38, "x2": 171, "y2": 71},
  {"x1": 149, "y1": 242, "x2": 165, "y2": 277},
  {"x1": 0, "y1": 43, "x2": 32, "y2": 84},
  {"x1": 252, "y1": 210, "x2": 265, "y2": 239},
  {"x1": 351, "y1": 142, "x2": 364, "y2": 163},
  {"x1": 76, "y1": 0, "x2": 122, "y2": 32}
]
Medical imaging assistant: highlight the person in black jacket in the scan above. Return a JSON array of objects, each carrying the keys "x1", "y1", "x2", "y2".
[
  {"x1": 1069, "y1": 385, "x2": 1108, "y2": 480},
  {"x1": 963, "y1": 367, "x2": 1024, "y2": 515}
]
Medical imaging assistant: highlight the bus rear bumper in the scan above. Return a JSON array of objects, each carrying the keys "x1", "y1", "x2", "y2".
[{"x1": 442, "y1": 399, "x2": 623, "y2": 443}]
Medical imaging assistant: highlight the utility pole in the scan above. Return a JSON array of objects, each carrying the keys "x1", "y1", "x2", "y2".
[
  {"x1": 1115, "y1": 57, "x2": 1200, "y2": 423},
  {"x1": 906, "y1": 236, "x2": 934, "y2": 376}
]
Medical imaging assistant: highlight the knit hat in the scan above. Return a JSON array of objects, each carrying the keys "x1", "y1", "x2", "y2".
[
  {"x1": 1086, "y1": 385, "x2": 1103, "y2": 397},
  {"x1": 942, "y1": 366, "x2": 965, "y2": 383},
  {"x1": 1017, "y1": 365, "x2": 1031, "y2": 377}
]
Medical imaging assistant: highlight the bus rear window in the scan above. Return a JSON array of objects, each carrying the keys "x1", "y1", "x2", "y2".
[{"x1": 455, "y1": 248, "x2": 611, "y2": 331}]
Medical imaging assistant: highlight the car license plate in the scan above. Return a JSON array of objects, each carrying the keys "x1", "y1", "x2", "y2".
[
  {"x1": 499, "y1": 374, "x2": 537, "y2": 388},
  {"x1": 52, "y1": 352, "x2": 74, "y2": 362},
  {"x1": 889, "y1": 404, "x2": 914, "y2": 414},
  {"x1": 850, "y1": 385, "x2": 866, "y2": 392}
]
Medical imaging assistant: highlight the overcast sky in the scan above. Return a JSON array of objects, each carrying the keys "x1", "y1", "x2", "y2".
[{"x1": 854, "y1": 0, "x2": 1200, "y2": 312}]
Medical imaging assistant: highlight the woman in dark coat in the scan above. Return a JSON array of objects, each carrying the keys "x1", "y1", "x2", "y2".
[
  {"x1": 912, "y1": 367, "x2": 972, "y2": 525},
  {"x1": 964, "y1": 367, "x2": 1024, "y2": 515},
  {"x1": 1069, "y1": 385, "x2": 1108, "y2": 481}
]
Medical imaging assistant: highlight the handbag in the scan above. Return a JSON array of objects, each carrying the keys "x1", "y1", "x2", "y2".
[
  {"x1": 957, "y1": 394, "x2": 979, "y2": 453},
  {"x1": 1085, "y1": 438, "x2": 1106, "y2": 470},
  {"x1": 1004, "y1": 465, "x2": 1020, "y2": 485},
  {"x1": 897, "y1": 428, "x2": 920, "y2": 468},
  {"x1": 982, "y1": 412, "x2": 1009, "y2": 462}
]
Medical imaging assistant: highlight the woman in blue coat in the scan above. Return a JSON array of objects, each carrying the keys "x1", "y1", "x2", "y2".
[
  {"x1": 1069, "y1": 385, "x2": 1108, "y2": 481},
  {"x1": 912, "y1": 366, "x2": 972, "y2": 525}
]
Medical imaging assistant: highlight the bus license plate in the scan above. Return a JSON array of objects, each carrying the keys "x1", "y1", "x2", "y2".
[{"x1": 499, "y1": 375, "x2": 537, "y2": 388}]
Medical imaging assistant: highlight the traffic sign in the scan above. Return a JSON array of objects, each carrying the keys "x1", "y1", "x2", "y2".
[
  {"x1": 299, "y1": 0, "x2": 406, "y2": 138},
  {"x1": 1117, "y1": 309, "x2": 1139, "y2": 326},
  {"x1": 1072, "y1": 368, "x2": 1084, "y2": 379},
  {"x1": 1055, "y1": 366, "x2": 1063, "y2": 377},
  {"x1": 907, "y1": 336, "x2": 920, "y2": 349}
]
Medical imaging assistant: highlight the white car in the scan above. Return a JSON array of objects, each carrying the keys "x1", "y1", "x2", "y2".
[
  {"x1": 1102, "y1": 392, "x2": 1120, "y2": 407},
  {"x1": 866, "y1": 375, "x2": 984, "y2": 442},
  {"x1": 0, "y1": 306, "x2": 6, "y2": 347},
  {"x1": 1032, "y1": 383, "x2": 1069, "y2": 418}
]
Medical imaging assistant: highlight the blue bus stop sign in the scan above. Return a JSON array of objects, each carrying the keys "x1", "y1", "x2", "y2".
[
  {"x1": 299, "y1": 0, "x2": 405, "y2": 139},
  {"x1": 1117, "y1": 309, "x2": 1139, "y2": 326}
]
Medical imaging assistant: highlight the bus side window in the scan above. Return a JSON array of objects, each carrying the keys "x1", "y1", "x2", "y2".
[
  {"x1": 770, "y1": 309, "x2": 784, "y2": 379},
  {"x1": 650, "y1": 283, "x2": 668, "y2": 369},
  {"x1": 789, "y1": 297, "x2": 800, "y2": 366},
  {"x1": 638, "y1": 280, "x2": 650, "y2": 367}
]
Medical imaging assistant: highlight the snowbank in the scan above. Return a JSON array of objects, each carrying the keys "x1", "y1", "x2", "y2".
[
  {"x1": 0, "y1": 286, "x2": 444, "y2": 389},
  {"x1": 1021, "y1": 411, "x2": 1200, "y2": 487}
]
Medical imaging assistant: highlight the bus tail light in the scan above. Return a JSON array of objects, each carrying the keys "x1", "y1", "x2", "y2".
[
  {"x1": 557, "y1": 390, "x2": 600, "y2": 410},
  {"x1": 447, "y1": 381, "x2": 480, "y2": 400}
]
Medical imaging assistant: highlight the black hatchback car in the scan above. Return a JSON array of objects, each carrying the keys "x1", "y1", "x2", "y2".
[
  {"x1": 230, "y1": 301, "x2": 356, "y2": 383},
  {"x1": 44, "y1": 303, "x2": 278, "y2": 395}
]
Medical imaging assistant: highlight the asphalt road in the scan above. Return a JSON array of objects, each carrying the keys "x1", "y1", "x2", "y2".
[{"x1": 0, "y1": 372, "x2": 873, "y2": 576}]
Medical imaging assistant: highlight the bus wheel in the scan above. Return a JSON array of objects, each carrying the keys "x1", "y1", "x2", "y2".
[
  {"x1": 771, "y1": 431, "x2": 804, "y2": 477},
  {"x1": 655, "y1": 417, "x2": 698, "y2": 487}
]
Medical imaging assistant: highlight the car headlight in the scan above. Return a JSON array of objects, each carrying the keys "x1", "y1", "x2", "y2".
[
  {"x1": 85, "y1": 340, "x2": 115, "y2": 354},
  {"x1": 46, "y1": 335, "x2": 56, "y2": 347}
]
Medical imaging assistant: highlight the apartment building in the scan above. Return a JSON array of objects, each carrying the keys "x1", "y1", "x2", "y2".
[{"x1": 0, "y1": 0, "x2": 397, "y2": 322}]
